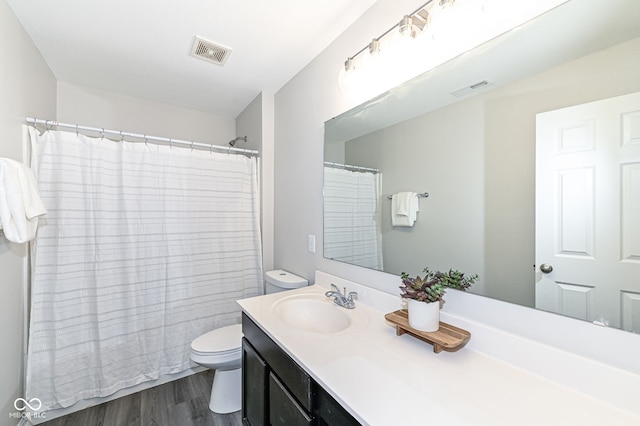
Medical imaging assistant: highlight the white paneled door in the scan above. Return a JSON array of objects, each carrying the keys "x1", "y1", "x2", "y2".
[{"x1": 535, "y1": 91, "x2": 640, "y2": 331}]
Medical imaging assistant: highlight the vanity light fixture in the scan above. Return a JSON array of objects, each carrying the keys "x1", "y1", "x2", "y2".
[
  {"x1": 368, "y1": 38, "x2": 381, "y2": 56},
  {"x1": 339, "y1": 0, "x2": 446, "y2": 99},
  {"x1": 338, "y1": 0, "x2": 569, "y2": 101},
  {"x1": 340, "y1": 0, "x2": 435, "y2": 74},
  {"x1": 398, "y1": 12, "x2": 429, "y2": 38},
  {"x1": 344, "y1": 57, "x2": 355, "y2": 72}
]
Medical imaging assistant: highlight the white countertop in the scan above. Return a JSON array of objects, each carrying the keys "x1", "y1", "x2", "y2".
[{"x1": 238, "y1": 273, "x2": 640, "y2": 426}]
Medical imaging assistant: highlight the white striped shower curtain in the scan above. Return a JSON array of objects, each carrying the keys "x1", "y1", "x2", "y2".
[
  {"x1": 323, "y1": 167, "x2": 382, "y2": 270},
  {"x1": 26, "y1": 128, "x2": 263, "y2": 412}
]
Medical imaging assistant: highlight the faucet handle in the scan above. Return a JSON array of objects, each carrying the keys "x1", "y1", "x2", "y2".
[
  {"x1": 330, "y1": 283, "x2": 339, "y2": 293},
  {"x1": 347, "y1": 291, "x2": 358, "y2": 301}
]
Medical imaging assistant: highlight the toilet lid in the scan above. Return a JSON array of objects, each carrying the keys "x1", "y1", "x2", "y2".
[{"x1": 191, "y1": 324, "x2": 242, "y2": 354}]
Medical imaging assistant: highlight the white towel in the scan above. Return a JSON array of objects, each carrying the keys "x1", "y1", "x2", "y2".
[
  {"x1": 391, "y1": 192, "x2": 419, "y2": 227},
  {"x1": 0, "y1": 158, "x2": 47, "y2": 243}
]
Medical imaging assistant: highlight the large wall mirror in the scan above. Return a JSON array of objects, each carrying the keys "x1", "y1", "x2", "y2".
[{"x1": 324, "y1": 0, "x2": 640, "y2": 333}]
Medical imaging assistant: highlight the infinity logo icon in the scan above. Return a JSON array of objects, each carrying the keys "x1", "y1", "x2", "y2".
[{"x1": 14, "y1": 397, "x2": 42, "y2": 411}]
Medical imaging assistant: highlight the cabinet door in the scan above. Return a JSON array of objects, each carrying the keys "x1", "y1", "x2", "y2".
[
  {"x1": 242, "y1": 313, "x2": 314, "y2": 411},
  {"x1": 318, "y1": 387, "x2": 361, "y2": 426},
  {"x1": 242, "y1": 338, "x2": 268, "y2": 426},
  {"x1": 269, "y1": 372, "x2": 313, "y2": 426}
]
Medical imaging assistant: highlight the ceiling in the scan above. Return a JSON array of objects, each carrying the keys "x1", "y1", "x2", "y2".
[{"x1": 6, "y1": 0, "x2": 379, "y2": 118}]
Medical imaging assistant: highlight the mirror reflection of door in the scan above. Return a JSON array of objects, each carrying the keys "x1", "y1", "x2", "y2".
[{"x1": 535, "y1": 91, "x2": 640, "y2": 331}]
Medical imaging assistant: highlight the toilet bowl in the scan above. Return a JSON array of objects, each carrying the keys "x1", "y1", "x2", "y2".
[
  {"x1": 190, "y1": 324, "x2": 243, "y2": 413},
  {"x1": 190, "y1": 270, "x2": 308, "y2": 413}
]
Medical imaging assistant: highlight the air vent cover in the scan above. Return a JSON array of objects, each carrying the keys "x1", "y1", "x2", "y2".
[
  {"x1": 450, "y1": 80, "x2": 490, "y2": 97},
  {"x1": 190, "y1": 36, "x2": 232, "y2": 66}
]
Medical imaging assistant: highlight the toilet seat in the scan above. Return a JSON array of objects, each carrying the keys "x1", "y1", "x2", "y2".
[
  {"x1": 189, "y1": 324, "x2": 243, "y2": 414},
  {"x1": 191, "y1": 324, "x2": 242, "y2": 356}
]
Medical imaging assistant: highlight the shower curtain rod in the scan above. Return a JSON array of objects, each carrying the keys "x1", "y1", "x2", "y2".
[
  {"x1": 25, "y1": 117, "x2": 260, "y2": 157},
  {"x1": 324, "y1": 161, "x2": 379, "y2": 174}
]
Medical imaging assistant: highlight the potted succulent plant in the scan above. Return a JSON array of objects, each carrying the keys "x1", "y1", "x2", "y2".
[{"x1": 400, "y1": 267, "x2": 478, "y2": 332}]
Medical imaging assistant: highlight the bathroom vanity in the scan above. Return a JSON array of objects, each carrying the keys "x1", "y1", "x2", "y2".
[
  {"x1": 242, "y1": 313, "x2": 359, "y2": 425},
  {"x1": 238, "y1": 271, "x2": 640, "y2": 425}
]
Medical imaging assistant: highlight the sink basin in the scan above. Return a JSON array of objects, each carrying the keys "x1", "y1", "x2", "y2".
[{"x1": 272, "y1": 294, "x2": 361, "y2": 333}]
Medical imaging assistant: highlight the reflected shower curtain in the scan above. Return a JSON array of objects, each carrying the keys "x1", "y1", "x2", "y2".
[
  {"x1": 324, "y1": 167, "x2": 382, "y2": 270},
  {"x1": 26, "y1": 128, "x2": 263, "y2": 412}
]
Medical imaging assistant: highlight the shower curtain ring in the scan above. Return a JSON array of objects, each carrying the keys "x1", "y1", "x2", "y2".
[
  {"x1": 100, "y1": 128, "x2": 105, "y2": 140},
  {"x1": 45, "y1": 120, "x2": 51, "y2": 131},
  {"x1": 169, "y1": 138, "x2": 173, "y2": 149},
  {"x1": 190, "y1": 141, "x2": 194, "y2": 151},
  {"x1": 144, "y1": 135, "x2": 148, "y2": 146},
  {"x1": 210, "y1": 144, "x2": 213, "y2": 154},
  {"x1": 120, "y1": 131, "x2": 124, "y2": 142}
]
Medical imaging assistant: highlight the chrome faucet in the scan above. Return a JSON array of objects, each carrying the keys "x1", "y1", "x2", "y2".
[{"x1": 325, "y1": 283, "x2": 357, "y2": 309}]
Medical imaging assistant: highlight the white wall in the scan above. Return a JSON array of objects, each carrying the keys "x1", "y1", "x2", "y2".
[
  {"x1": 57, "y1": 81, "x2": 235, "y2": 146},
  {"x1": 273, "y1": 0, "x2": 640, "y2": 374},
  {"x1": 0, "y1": 2, "x2": 56, "y2": 425}
]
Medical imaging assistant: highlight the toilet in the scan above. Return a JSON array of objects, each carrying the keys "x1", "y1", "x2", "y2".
[{"x1": 190, "y1": 269, "x2": 308, "y2": 413}]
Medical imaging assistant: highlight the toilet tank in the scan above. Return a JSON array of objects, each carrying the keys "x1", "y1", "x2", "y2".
[{"x1": 265, "y1": 270, "x2": 308, "y2": 294}]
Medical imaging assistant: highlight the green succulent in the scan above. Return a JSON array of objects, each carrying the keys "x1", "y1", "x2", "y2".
[
  {"x1": 437, "y1": 269, "x2": 479, "y2": 291},
  {"x1": 400, "y1": 267, "x2": 478, "y2": 303}
]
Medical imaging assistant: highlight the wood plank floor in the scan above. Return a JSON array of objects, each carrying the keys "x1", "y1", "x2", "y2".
[{"x1": 42, "y1": 370, "x2": 243, "y2": 426}]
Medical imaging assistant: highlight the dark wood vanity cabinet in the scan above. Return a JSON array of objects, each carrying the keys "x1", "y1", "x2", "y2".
[
  {"x1": 241, "y1": 313, "x2": 360, "y2": 426},
  {"x1": 241, "y1": 338, "x2": 267, "y2": 425}
]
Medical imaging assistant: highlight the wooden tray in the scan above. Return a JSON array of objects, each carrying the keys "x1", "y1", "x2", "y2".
[{"x1": 384, "y1": 310, "x2": 471, "y2": 353}]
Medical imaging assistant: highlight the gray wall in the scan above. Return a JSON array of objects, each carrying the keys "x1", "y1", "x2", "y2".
[
  {"x1": 236, "y1": 92, "x2": 276, "y2": 275},
  {"x1": 344, "y1": 99, "x2": 485, "y2": 287},
  {"x1": 274, "y1": 0, "x2": 425, "y2": 288},
  {"x1": 482, "y1": 36, "x2": 640, "y2": 306},
  {"x1": 57, "y1": 81, "x2": 235, "y2": 145},
  {"x1": 0, "y1": 2, "x2": 56, "y2": 425}
]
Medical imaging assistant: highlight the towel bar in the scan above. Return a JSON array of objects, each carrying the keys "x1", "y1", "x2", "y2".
[{"x1": 386, "y1": 192, "x2": 429, "y2": 199}]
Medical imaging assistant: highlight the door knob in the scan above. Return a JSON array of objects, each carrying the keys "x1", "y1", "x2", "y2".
[{"x1": 539, "y1": 263, "x2": 553, "y2": 274}]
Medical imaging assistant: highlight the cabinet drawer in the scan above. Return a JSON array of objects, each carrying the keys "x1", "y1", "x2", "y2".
[
  {"x1": 242, "y1": 313, "x2": 314, "y2": 411},
  {"x1": 269, "y1": 372, "x2": 313, "y2": 426}
]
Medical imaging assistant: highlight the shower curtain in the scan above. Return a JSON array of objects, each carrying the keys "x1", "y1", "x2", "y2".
[
  {"x1": 25, "y1": 128, "x2": 263, "y2": 412},
  {"x1": 323, "y1": 166, "x2": 382, "y2": 270}
]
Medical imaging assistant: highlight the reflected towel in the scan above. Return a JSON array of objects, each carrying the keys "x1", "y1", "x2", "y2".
[
  {"x1": 391, "y1": 192, "x2": 418, "y2": 227},
  {"x1": 0, "y1": 158, "x2": 47, "y2": 243}
]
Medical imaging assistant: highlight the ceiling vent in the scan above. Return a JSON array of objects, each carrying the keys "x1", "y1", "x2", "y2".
[
  {"x1": 450, "y1": 80, "x2": 490, "y2": 97},
  {"x1": 190, "y1": 36, "x2": 232, "y2": 66}
]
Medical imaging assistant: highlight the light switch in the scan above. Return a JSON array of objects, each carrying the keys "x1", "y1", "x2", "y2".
[{"x1": 308, "y1": 235, "x2": 316, "y2": 253}]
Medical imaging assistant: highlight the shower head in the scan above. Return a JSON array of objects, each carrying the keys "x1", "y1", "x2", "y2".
[{"x1": 228, "y1": 136, "x2": 247, "y2": 147}]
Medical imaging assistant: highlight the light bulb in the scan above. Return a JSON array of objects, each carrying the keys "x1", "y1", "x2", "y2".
[
  {"x1": 398, "y1": 15, "x2": 415, "y2": 38},
  {"x1": 338, "y1": 58, "x2": 358, "y2": 97}
]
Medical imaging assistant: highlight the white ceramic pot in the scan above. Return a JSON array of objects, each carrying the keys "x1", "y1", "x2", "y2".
[{"x1": 407, "y1": 299, "x2": 440, "y2": 332}]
